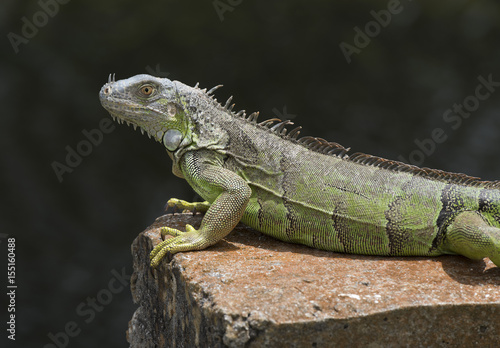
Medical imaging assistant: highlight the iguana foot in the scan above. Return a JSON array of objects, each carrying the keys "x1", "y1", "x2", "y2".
[
  {"x1": 150, "y1": 224, "x2": 209, "y2": 267},
  {"x1": 166, "y1": 198, "x2": 210, "y2": 214}
]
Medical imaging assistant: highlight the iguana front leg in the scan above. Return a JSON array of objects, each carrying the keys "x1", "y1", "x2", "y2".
[{"x1": 150, "y1": 152, "x2": 251, "y2": 267}]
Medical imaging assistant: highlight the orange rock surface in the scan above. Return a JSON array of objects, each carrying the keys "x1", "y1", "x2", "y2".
[{"x1": 128, "y1": 213, "x2": 500, "y2": 347}]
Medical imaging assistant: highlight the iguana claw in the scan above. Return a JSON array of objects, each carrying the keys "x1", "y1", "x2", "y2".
[{"x1": 150, "y1": 224, "x2": 206, "y2": 267}]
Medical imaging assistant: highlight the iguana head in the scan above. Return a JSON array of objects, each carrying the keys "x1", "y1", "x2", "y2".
[{"x1": 99, "y1": 74, "x2": 200, "y2": 153}]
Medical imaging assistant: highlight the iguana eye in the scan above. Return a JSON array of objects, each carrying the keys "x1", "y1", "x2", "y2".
[{"x1": 139, "y1": 85, "x2": 155, "y2": 97}]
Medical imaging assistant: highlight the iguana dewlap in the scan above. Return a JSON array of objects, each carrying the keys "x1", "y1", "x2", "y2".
[{"x1": 99, "y1": 74, "x2": 500, "y2": 268}]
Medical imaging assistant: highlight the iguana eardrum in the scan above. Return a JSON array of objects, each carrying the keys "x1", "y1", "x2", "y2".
[{"x1": 99, "y1": 74, "x2": 500, "y2": 268}]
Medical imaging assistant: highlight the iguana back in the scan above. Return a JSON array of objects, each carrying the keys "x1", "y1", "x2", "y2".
[{"x1": 222, "y1": 114, "x2": 500, "y2": 257}]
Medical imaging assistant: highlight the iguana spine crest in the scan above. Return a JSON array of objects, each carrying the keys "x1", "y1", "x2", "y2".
[{"x1": 194, "y1": 82, "x2": 500, "y2": 189}]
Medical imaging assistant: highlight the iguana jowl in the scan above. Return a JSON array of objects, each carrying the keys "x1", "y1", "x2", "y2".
[{"x1": 99, "y1": 74, "x2": 500, "y2": 268}]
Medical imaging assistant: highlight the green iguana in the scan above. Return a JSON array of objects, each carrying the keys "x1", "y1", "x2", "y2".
[{"x1": 99, "y1": 73, "x2": 500, "y2": 268}]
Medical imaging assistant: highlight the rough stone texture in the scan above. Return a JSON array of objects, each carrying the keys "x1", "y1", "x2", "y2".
[{"x1": 127, "y1": 213, "x2": 500, "y2": 348}]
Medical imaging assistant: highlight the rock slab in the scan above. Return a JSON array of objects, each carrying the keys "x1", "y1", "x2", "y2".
[{"x1": 127, "y1": 213, "x2": 500, "y2": 347}]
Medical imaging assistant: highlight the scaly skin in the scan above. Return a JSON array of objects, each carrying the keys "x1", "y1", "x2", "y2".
[{"x1": 99, "y1": 74, "x2": 500, "y2": 268}]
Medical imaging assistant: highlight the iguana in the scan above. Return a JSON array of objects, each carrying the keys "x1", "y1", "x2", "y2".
[{"x1": 99, "y1": 73, "x2": 500, "y2": 268}]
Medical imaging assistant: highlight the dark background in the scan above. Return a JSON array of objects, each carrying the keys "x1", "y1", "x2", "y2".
[{"x1": 1, "y1": 0, "x2": 499, "y2": 347}]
